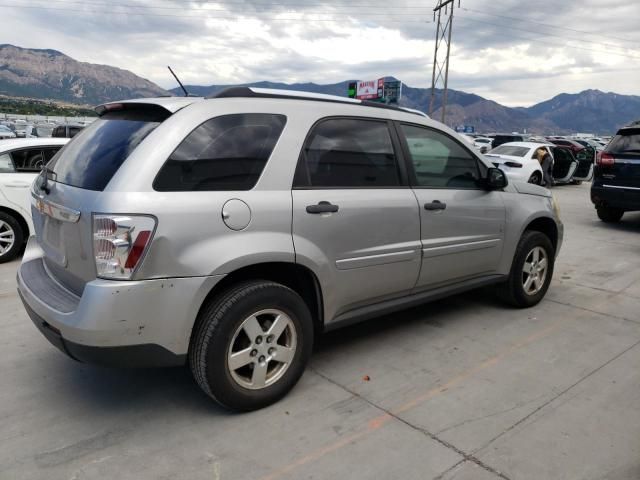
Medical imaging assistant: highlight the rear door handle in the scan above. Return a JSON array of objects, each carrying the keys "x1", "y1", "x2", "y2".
[
  {"x1": 424, "y1": 200, "x2": 446, "y2": 211},
  {"x1": 306, "y1": 201, "x2": 339, "y2": 214}
]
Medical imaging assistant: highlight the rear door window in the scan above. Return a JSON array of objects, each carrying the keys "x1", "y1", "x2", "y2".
[
  {"x1": 48, "y1": 108, "x2": 166, "y2": 191},
  {"x1": 154, "y1": 114, "x2": 286, "y2": 191},
  {"x1": 11, "y1": 148, "x2": 45, "y2": 172}
]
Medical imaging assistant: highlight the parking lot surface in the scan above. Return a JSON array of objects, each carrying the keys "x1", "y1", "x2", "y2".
[{"x1": 1, "y1": 183, "x2": 639, "y2": 480}]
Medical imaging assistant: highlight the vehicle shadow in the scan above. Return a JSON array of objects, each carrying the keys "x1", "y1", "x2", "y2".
[
  {"x1": 48, "y1": 287, "x2": 507, "y2": 415},
  {"x1": 592, "y1": 212, "x2": 640, "y2": 232},
  {"x1": 315, "y1": 286, "x2": 505, "y2": 354}
]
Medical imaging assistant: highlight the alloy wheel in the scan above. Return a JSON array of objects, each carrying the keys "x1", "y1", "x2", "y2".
[
  {"x1": 227, "y1": 309, "x2": 297, "y2": 390},
  {"x1": 0, "y1": 220, "x2": 15, "y2": 256},
  {"x1": 522, "y1": 246, "x2": 548, "y2": 296}
]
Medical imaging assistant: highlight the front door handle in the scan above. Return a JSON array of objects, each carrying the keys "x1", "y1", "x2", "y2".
[
  {"x1": 424, "y1": 200, "x2": 446, "y2": 211},
  {"x1": 306, "y1": 201, "x2": 339, "y2": 214}
]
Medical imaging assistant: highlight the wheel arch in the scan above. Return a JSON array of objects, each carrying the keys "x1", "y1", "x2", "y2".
[
  {"x1": 0, "y1": 205, "x2": 30, "y2": 240},
  {"x1": 189, "y1": 262, "x2": 324, "y2": 350},
  {"x1": 523, "y1": 216, "x2": 559, "y2": 252}
]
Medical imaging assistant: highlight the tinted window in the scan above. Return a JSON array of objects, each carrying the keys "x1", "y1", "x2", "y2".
[
  {"x1": 0, "y1": 153, "x2": 14, "y2": 173},
  {"x1": 490, "y1": 145, "x2": 529, "y2": 157},
  {"x1": 608, "y1": 129, "x2": 640, "y2": 154},
  {"x1": 401, "y1": 124, "x2": 480, "y2": 188},
  {"x1": 42, "y1": 147, "x2": 61, "y2": 162},
  {"x1": 52, "y1": 126, "x2": 65, "y2": 138},
  {"x1": 69, "y1": 127, "x2": 82, "y2": 138},
  {"x1": 295, "y1": 118, "x2": 400, "y2": 188},
  {"x1": 154, "y1": 114, "x2": 286, "y2": 191},
  {"x1": 49, "y1": 114, "x2": 162, "y2": 191},
  {"x1": 11, "y1": 148, "x2": 44, "y2": 172}
]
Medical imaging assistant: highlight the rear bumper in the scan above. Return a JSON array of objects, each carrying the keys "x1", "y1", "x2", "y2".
[
  {"x1": 591, "y1": 184, "x2": 640, "y2": 211},
  {"x1": 17, "y1": 236, "x2": 225, "y2": 367}
]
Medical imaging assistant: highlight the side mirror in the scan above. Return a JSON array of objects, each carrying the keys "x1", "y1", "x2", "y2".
[{"x1": 486, "y1": 167, "x2": 508, "y2": 190}]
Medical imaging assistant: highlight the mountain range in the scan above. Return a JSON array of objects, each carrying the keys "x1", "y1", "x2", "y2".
[
  {"x1": 1, "y1": 44, "x2": 638, "y2": 134},
  {"x1": 0, "y1": 44, "x2": 168, "y2": 106}
]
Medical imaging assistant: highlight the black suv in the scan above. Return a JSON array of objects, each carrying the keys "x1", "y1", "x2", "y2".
[
  {"x1": 51, "y1": 124, "x2": 84, "y2": 138},
  {"x1": 591, "y1": 123, "x2": 640, "y2": 222}
]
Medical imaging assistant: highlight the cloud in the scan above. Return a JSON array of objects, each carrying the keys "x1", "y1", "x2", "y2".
[{"x1": 0, "y1": 0, "x2": 638, "y2": 106}]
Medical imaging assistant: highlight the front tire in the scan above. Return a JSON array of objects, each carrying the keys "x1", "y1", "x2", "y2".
[
  {"x1": 497, "y1": 231, "x2": 555, "y2": 308},
  {"x1": 0, "y1": 212, "x2": 24, "y2": 263},
  {"x1": 596, "y1": 206, "x2": 624, "y2": 223},
  {"x1": 190, "y1": 281, "x2": 313, "y2": 411}
]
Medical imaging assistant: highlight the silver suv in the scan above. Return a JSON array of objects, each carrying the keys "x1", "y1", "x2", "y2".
[{"x1": 17, "y1": 88, "x2": 563, "y2": 411}]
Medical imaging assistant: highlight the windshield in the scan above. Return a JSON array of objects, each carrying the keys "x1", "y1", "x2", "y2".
[
  {"x1": 48, "y1": 117, "x2": 160, "y2": 191},
  {"x1": 490, "y1": 145, "x2": 529, "y2": 157}
]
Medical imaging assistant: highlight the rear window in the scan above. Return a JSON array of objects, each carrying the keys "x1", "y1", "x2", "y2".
[
  {"x1": 490, "y1": 145, "x2": 529, "y2": 157},
  {"x1": 607, "y1": 129, "x2": 640, "y2": 154},
  {"x1": 48, "y1": 109, "x2": 165, "y2": 191},
  {"x1": 154, "y1": 114, "x2": 286, "y2": 191}
]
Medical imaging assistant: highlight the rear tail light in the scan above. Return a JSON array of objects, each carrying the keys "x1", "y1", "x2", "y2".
[
  {"x1": 504, "y1": 161, "x2": 523, "y2": 168},
  {"x1": 93, "y1": 214, "x2": 156, "y2": 280},
  {"x1": 596, "y1": 152, "x2": 615, "y2": 166}
]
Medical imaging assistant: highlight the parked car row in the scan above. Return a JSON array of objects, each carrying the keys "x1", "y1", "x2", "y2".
[
  {"x1": 0, "y1": 120, "x2": 86, "y2": 139},
  {"x1": 485, "y1": 141, "x2": 594, "y2": 186}
]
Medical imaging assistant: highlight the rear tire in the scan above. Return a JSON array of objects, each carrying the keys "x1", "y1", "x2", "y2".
[
  {"x1": 497, "y1": 231, "x2": 555, "y2": 308},
  {"x1": 190, "y1": 281, "x2": 313, "y2": 411},
  {"x1": 596, "y1": 207, "x2": 624, "y2": 223},
  {"x1": 0, "y1": 212, "x2": 24, "y2": 264},
  {"x1": 528, "y1": 172, "x2": 542, "y2": 185}
]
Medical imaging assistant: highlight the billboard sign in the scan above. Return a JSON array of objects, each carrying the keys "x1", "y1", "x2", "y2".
[
  {"x1": 355, "y1": 78, "x2": 384, "y2": 100},
  {"x1": 347, "y1": 78, "x2": 402, "y2": 104}
]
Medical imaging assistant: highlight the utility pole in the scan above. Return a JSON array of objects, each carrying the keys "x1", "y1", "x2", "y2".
[{"x1": 429, "y1": 0, "x2": 459, "y2": 123}]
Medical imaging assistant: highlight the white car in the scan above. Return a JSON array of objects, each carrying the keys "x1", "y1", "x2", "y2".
[
  {"x1": 485, "y1": 142, "x2": 548, "y2": 184},
  {"x1": 0, "y1": 125, "x2": 17, "y2": 140},
  {"x1": 473, "y1": 137, "x2": 493, "y2": 153},
  {"x1": 0, "y1": 138, "x2": 69, "y2": 262}
]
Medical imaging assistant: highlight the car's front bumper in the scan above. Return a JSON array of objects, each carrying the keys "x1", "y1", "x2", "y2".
[{"x1": 17, "y1": 237, "x2": 224, "y2": 367}]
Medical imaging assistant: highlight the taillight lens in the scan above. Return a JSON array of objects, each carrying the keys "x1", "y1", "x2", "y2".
[
  {"x1": 597, "y1": 152, "x2": 615, "y2": 166},
  {"x1": 93, "y1": 214, "x2": 156, "y2": 279}
]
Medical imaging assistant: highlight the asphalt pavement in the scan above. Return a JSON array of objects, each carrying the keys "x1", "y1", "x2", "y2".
[{"x1": 1, "y1": 182, "x2": 639, "y2": 480}]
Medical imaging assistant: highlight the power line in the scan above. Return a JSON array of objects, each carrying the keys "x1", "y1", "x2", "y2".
[
  {"x1": 457, "y1": 16, "x2": 640, "y2": 60},
  {"x1": 11, "y1": 0, "x2": 434, "y2": 13},
  {"x1": 0, "y1": 2, "x2": 433, "y2": 20},
  {"x1": 460, "y1": 10, "x2": 639, "y2": 52},
  {"x1": 461, "y1": 7, "x2": 638, "y2": 45}
]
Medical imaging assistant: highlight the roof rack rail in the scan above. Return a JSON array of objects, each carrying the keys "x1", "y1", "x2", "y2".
[{"x1": 206, "y1": 86, "x2": 424, "y2": 116}]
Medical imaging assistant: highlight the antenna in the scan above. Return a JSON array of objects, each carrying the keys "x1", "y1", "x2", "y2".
[{"x1": 168, "y1": 66, "x2": 189, "y2": 97}]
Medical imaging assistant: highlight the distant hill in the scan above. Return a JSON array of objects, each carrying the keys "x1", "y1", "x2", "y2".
[
  {"x1": 0, "y1": 43, "x2": 636, "y2": 133},
  {"x1": 523, "y1": 89, "x2": 640, "y2": 133},
  {"x1": 0, "y1": 44, "x2": 168, "y2": 105},
  {"x1": 173, "y1": 81, "x2": 638, "y2": 134}
]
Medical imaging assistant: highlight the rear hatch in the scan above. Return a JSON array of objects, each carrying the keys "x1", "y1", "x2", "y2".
[
  {"x1": 31, "y1": 103, "x2": 173, "y2": 295},
  {"x1": 596, "y1": 127, "x2": 640, "y2": 188}
]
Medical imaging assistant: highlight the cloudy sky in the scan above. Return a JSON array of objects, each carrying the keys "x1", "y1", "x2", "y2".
[{"x1": 2, "y1": 0, "x2": 639, "y2": 106}]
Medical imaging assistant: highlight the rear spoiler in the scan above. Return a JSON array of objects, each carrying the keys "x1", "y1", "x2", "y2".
[{"x1": 95, "y1": 97, "x2": 203, "y2": 116}]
